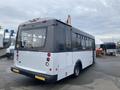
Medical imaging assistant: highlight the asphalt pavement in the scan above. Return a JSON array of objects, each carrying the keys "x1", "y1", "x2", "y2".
[{"x1": 0, "y1": 55, "x2": 120, "y2": 90}]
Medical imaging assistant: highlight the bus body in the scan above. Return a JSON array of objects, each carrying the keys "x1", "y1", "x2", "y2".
[
  {"x1": 100, "y1": 42, "x2": 117, "y2": 56},
  {"x1": 0, "y1": 29, "x2": 11, "y2": 56},
  {"x1": 11, "y1": 18, "x2": 95, "y2": 82}
]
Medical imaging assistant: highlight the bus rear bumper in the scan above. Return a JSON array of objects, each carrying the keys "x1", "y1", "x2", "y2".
[{"x1": 11, "y1": 67, "x2": 57, "y2": 82}]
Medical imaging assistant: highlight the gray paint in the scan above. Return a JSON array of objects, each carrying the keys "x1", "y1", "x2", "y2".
[{"x1": 17, "y1": 18, "x2": 95, "y2": 52}]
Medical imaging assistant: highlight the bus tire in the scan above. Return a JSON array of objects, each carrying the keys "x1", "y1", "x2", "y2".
[{"x1": 73, "y1": 62, "x2": 82, "y2": 77}]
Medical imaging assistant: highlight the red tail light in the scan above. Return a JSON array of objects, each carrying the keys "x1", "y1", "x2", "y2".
[
  {"x1": 46, "y1": 52, "x2": 51, "y2": 62},
  {"x1": 47, "y1": 52, "x2": 51, "y2": 57}
]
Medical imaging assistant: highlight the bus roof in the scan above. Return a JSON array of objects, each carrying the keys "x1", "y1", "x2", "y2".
[
  {"x1": 20, "y1": 18, "x2": 55, "y2": 25},
  {"x1": 20, "y1": 18, "x2": 95, "y2": 39},
  {"x1": 103, "y1": 42, "x2": 116, "y2": 45}
]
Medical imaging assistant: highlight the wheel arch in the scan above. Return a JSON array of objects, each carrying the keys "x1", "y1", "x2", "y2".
[{"x1": 75, "y1": 60, "x2": 83, "y2": 70}]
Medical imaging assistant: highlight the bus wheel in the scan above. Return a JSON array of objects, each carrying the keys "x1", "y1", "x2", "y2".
[{"x1": 73, "y1": 64, "x2": 80, "y2": 77}]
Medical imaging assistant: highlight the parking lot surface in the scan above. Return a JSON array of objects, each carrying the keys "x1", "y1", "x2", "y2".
[{"x1": 0, "y1": 55, "x2": 120, "y2": 90}]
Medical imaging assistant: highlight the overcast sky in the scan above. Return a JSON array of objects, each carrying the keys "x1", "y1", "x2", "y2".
[{"x1": 0, "y1": 0, "x2": 120, "y2": 42}]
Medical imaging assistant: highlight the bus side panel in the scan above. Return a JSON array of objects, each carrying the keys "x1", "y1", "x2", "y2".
[
  {"x1": 53, "y1": 51, "x2": 93, "y2": 81},
  {"x1": 72, "y1": 51, "x2": 93, "y2": 69},
  {"x1": 52, "y1": 52, "x2": 73, "y2": 81},
  {"x1": 52, "y1": 53, "x2": 66, "y2": 80},
  {"x1": 65, "y1": 52, "x2": 74, "y2": 76}
]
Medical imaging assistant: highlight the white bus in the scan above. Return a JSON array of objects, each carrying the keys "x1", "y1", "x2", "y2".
[
  {"x1": 11, "y1": 18, "x2": 95, "y2": 82},
  {"x1": 100, "y1": 42, "x2": 117, "y2": 56},
  {"x1": 0, "y1": 29, "x2": 11, "y2": 56}
]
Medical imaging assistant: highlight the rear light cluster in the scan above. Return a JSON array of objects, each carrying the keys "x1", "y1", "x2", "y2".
[
  {"x1": 46, "y1": 52, "x2": 52, "y2": 71},
  {"x1": 47, "y1": 52, "x2": 51, "y2": 61},
  {"x1": 47, "y1": 53, "x2": 58, "y2": 71}
]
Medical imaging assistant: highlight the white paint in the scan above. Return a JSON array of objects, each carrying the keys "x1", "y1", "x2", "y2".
[
  {"x1": 14, "y1": 50, "x2": 94, "y2": 81},
  {"x1": 14, "y1": 51, "x2": 53, "y2": 75},
  {"x1": 106, "y1": 49, "x2": 117, "y2": 55}
]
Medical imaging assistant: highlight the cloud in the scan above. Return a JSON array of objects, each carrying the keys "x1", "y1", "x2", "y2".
[{"x1": 0, "y1": 0, "x2": 120, "y2": 42}]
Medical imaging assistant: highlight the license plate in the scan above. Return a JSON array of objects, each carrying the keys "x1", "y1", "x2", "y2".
[{"x1": 35, "y1": 75, "x2": 45, "y2": 81}]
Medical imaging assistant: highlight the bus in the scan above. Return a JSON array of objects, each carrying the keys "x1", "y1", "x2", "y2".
[
  {"x1": 11, "y1": 18, "x2": 95, "y2": 82},
  {"x1": 100, "y1": 42, "x2": 117, "y2": 56},
  {"x1": 0, "y1": 28, "x2": 11, "y2": 56}
]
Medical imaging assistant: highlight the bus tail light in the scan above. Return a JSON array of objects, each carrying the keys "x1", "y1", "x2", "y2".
[
  {"x1": 47, "y1": 57, "x2": 50, "y2": 61},
  {"x1": 47, "y1": 52, "x2": 51, "y2": 57},
  {"x1": 47, "y1": 52, "x2": 51, "y2": 62}
]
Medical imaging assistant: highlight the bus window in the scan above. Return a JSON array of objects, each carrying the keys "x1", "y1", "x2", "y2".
[
  {"x1": 92, "y1": 39, "x2": 95, "y2": 50},
  {"x1": 55, "y1": 26, "x2": 66, "y2": 52},
  {"x1": 72, "y1": 32, "x2": 77, "y2": 51},
  {"x1": 81, "y1": 36, "x2": 86, "y2": 50},
  {"x1": 86, "y1": 38, "x2": 89, "y2": 50},
  {"x1": 77, "y1": 34, "x2": 81, "y2": 50},
  {"x1": 19, "y1": 28, "x2": 47, "y2": 49},
  {"x1": 65, "y1": 28, "x2": 72, "y2": 51}
]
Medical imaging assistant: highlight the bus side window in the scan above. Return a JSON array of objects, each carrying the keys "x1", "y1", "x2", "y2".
[
  {"x1": 55, "y1": 24, "x2": 66, "y2": 52},
  {"x1": 88, "y1": 38, "x2": 91, "y2": 50},
  {"x1": 72, "y1": 32, "x2": 77, "y2": 51},
  {"x1": 89, "y1": 39, "x2": 92, "y2": 50},
  {"x1": 86, "y1": 38, "x2": 90, "y2": 50},
  {"x1": 65, "y1": 27, "x2": 72, "y2": 51},
  {"x1": 81, "y1": 36, "x2": 86, "y2": 50},
  {"x1": 77, "y1": 34, "x2": 81, "y2": 50},
  {"x1": 89, "y1": 39, "x2": 94, "y2": 50}
]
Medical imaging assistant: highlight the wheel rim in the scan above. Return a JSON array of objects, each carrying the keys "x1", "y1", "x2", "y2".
[{"x1": 75, "y1": 67, "x2": 79, "y2": 76}]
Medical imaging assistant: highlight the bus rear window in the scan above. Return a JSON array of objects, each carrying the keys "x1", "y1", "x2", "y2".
[{"x1": 17, "y1": 27, "x2": 47, "y2": 49}]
